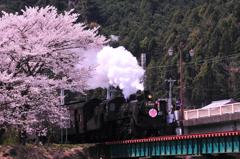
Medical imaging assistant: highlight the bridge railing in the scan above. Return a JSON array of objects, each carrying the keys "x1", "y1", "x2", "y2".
[{"x1": 184, "y1": 102, "x2": 240, "y2": 120}]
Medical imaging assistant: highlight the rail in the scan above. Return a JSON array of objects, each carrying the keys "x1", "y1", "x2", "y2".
[{"x1": 184, "y1": 102, "x2": 240, "y2": 120}]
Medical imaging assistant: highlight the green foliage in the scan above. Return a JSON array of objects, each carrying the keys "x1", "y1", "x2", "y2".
[
  {"x1": 0, "y1": 0, "x2": 240, "y2": 107},
  {"x1": 89, "y1": 0, "x2": 240, "y2": 107},
  {"x1": 0, "y1": 0, "x2": 68, "y2": 13}
]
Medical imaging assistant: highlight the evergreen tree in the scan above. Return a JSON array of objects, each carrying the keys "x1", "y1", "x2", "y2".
[{"x1": 1, "y1": 0, "x2": 240, "y2": 107}]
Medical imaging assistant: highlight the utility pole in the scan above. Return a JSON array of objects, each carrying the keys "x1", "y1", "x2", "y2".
[
  {"x1": 165, "y1": 78, "x2": 176, "y2": 113},
  {"x1": 168, "y1": 44, "x2": 195, "y2": 135},
  {"x1": 178, "y1": 42, "x2": 185, "y2": 120},
  {"x1": 60, "y1": 89, "x2": 68, "y2": 144},
  {"x1": 141, "y1": 53, "x2": 146, "y2": 89},
  {"x1": 60, "y1": 89, "x2": 64, "y2": 144}
]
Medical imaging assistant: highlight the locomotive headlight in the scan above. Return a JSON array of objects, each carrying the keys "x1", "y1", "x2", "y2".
[
  {"x1": 148, "y1": 108, "x2": 158, "y2": 118},
  {"x1": 148, "y1": 94, "x2": 152, "y2": 100}
]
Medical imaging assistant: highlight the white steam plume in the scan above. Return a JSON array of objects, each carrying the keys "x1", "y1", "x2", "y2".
[{"x1": 84, "y1": 46, "x2": 144, "y2": 98}]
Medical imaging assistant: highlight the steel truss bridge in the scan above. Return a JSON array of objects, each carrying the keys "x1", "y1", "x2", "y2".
[{"x1": 94, "y1": 131, "x2": 240, "y2": 158}]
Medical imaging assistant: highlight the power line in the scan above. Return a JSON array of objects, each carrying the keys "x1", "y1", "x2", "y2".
[{"x1": 146, "y1": 53, "x2": 240, "y2": 70}]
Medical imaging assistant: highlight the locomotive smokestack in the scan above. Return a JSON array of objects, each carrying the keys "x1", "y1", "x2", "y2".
[
  {"x1": 106, "y1": 86, "x2": 114, "y2": 100},
  {"x1": 106, "y1": 86, "x2": 111, "y2": 100},
  {"x1": 140, "y1": 53, "x2": 146, "y2": 69}
]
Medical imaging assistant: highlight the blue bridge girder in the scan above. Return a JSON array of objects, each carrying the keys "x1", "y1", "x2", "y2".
[{"x1": 101, "y1": 131, "x2": 240, "y2": 158}]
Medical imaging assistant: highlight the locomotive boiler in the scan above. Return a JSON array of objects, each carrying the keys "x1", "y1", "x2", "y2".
[{"x1": 67, "y1": 91, "x2": 176, "y2": 143}]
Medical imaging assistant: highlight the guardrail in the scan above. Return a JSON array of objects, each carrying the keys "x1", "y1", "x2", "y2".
[
  {"x1": 184, "y1": 103, "x2": 240, "y2": 120},
  {"x1": 106, "y1": 131, "x2": 240, "y2": 158}
]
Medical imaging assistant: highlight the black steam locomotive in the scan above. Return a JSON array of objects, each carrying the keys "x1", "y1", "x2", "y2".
[{"x1": 67, "y1": 91, "x2": 176, "y2": 143}]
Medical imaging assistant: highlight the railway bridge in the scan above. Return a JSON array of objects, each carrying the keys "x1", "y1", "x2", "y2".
[
  {"x1": 96, "y1": 131, "x2": 239, "y2": 158},
  {"x1": 94, "y1": 102, "x2": 240, "y2": 158}
]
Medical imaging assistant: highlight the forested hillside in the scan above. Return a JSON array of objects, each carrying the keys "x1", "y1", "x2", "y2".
[{"x1": 0, "y1": 0, "x2": 240, "y2": 107}]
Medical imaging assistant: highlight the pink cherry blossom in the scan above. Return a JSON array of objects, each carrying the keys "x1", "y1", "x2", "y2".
[{"x1": 0, "y1": 6, "x2": 106, "y2": 135}]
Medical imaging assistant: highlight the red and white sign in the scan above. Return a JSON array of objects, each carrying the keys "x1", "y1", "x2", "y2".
[{"x1": 148, "y1": 108, "x2": 157, "y2": 118}]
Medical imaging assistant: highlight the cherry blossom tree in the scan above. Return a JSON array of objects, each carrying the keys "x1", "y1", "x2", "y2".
[{"x1": 0, "y1": 6, "x2": 106, "y2": 136}]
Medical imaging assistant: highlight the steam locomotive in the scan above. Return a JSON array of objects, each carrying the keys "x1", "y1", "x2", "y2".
[{"x1": 67, "y1": 91, "x2": 177, "y2": 143}]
